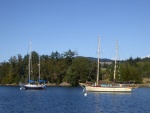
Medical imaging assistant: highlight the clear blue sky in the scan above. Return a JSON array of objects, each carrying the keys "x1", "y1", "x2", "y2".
[{"x1": 0, "y1": 0, "x2": 150, "y2": 62}]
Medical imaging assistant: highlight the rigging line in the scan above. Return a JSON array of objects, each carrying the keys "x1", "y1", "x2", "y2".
[
  {"x1": 110, "y1": 50, "x2": 115, "y2": 61},
  {"x1": 118, "y1": 42, "x2": 126, "y2": 60}
]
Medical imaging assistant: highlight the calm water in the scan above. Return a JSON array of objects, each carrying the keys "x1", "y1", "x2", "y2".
[{"x1": 0, "y1": 86, "x2": 150, "y2": 113}]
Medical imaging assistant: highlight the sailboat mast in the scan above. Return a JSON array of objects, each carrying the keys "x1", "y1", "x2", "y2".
[
  {"x1": 29, "y1": 42, "x2": 31, "y2": 82},
  {"x1": 39, "y1": 55, "x2": 40, "y2": 81},
  {"x1": 114, "y1": 40, "x2": 118, "y2": 80},
  {"x1": 96, "y1": 36, "x2": 100, "y2": 86}
]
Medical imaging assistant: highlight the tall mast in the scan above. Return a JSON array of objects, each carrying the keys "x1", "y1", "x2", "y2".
[
  {"x1": 96, "y1": 35, "x2": 100, "y2": 86},
  {"x1": 39, "y1": 55, "x2": 40, "y2": 81},
  {"x1": 114, "y1": 40, "x2": 118, "y2": 80},
  {"x1": 29, "y1": 41, "x2": 31, "y2": 82}
]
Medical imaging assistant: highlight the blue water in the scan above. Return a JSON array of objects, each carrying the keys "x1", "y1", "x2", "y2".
[{"x1": 0, "y1": 86, "x2": 150, "y2": 113}]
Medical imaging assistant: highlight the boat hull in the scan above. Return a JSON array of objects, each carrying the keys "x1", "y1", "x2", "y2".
[
  {"x1": 85, "y1": 86, "x2": 132, "y2": 92},
  {"x1": 20, "y1": 84, "x2": 46, "y2": 90}
]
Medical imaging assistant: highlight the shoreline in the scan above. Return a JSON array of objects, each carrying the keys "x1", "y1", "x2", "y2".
[
  {"x1": 1, "y1": 83, "x2": 150, "y2": 88},
  {"x1": 0, "y1": 82, "x2": 72, "y2": 87}
]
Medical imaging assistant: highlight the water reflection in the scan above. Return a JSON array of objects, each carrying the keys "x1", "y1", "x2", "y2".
[{"x1": 86, "y1": 91, "x2": 132, "y2": 113}]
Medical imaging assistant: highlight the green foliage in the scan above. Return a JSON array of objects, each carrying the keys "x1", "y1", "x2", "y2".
[
  {"x1": 0, "y1": 50, "x2": 150, "y2": 85},
  {"x1": 119, "y1": 63, "x2": 142, "y2": 83},
  {"x1": 107, "y1": 60, "x2": 143, "y2": 84},
  {"x1": 64, "y1": 57, "x2": 93, "y2": 86}
]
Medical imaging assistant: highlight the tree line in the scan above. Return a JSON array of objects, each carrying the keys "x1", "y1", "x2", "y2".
[{"x1": 0, "y1": 50, "x2": 149, "y2": 86}]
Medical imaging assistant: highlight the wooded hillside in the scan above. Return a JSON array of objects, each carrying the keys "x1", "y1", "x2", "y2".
[{"x1": 0, "y1": 50, "x2": 149, "y2": 86}]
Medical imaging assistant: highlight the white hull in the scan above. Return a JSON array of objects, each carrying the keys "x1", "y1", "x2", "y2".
[
  {"x1": 85, "y1": 85, "x2": 132, "y2": 92},
  {"x1": 20, "y1": 83, "x2": 46, "y2": 90}
]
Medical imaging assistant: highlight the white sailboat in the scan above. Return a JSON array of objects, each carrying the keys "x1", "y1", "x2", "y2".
[
  {"x1": 20, "y1": 42, "x2": 46, "y2": 90},
  {"x1": 80, "y1": 36, "x2": 132, "y2": 92}
]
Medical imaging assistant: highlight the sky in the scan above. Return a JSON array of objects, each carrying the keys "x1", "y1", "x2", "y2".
[{"x1": 0, "y1": 0, "x2": 150, "y2": 62}]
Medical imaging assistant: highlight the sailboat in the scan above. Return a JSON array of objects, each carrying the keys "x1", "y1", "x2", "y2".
[
  {"x1": 80, "y1": 36, "x2": 132, "y2": 92},
  {"x1": 20, "y1": 42, "x2": 46, "y2": 90}
]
